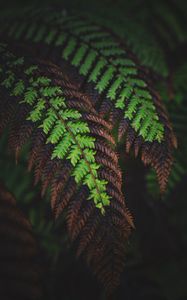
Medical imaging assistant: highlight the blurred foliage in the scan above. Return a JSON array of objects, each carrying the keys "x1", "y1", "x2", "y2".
[{"x1": 0, "y1": 0, "x2": 187, "y2": 299}]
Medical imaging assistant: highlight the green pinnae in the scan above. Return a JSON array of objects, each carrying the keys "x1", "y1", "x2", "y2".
[{"x1": 0, "y1": 44, "x2": 111, "y2": 214}]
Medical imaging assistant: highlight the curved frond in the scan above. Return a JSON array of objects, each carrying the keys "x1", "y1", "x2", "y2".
[
  {"x1": 0, "y1": 43, "x2": 133, "y2": 292},
  {"x1": 0, "y1": 11, "x2": 177, "y2": 191}
]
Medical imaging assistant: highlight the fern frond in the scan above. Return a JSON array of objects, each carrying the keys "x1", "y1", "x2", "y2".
[
  {"x1": 0, "y1": 12, "x2": 177, "y2": 191},
  {"x1": 146, "y1": 97, "x2": 187, "y2": 196},
  {"x1": 0, "y1": 43, "x2": 133, "y2": 292},
  {"x1": 0, "y1": 182, "x2": 42, "y2": 300},
  {"x1": 146, "y1": 148, "x2": 187, "y2": 198}
]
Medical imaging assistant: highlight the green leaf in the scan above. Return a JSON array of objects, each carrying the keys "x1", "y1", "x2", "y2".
[
  {"x1": 67, "y1": 145, "x2": 82, "y2": 166},
  {"x1": 40, "y1": 108, "x2": 57, "y2": 134},
  {"x1": 51, "y1": 132, "x2": 72, "y2": 159},
  {"x1": 12, "y1": 80, "x2": 25, "y2": 96},
  {"x1": 73, "y1": 159, "x2": 89, "y2": 183},
  {"x1": 47, "y1": 120, "x2": 66, "y2": 144},
  {"x1": 27, "y1": 99, "x2": 46, "y2": 122}
]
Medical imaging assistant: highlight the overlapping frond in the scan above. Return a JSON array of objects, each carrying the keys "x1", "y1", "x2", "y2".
[
  {"x1": 82, "y1": 12, "x2": 169, "y2": 77},
  {"x1": 0, "y1": 43, "x2": 133, "y2": 292},
  {"x1": 146, "y1": 97, "x2": 187, "y2": 196},
  {"x1": 0, "y1": 11, "x2": 177, "y2": 191},
  {"x1": 0, "y1": 182, "x2": 42, "y2": 300},
  {"x1": 146, "y1": 147, "x2": 187, "y2": 198}
]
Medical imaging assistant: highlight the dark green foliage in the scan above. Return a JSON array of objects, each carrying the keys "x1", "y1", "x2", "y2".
[{"x1": 147, "y1": 0, "x2": 187, "y2": 51}]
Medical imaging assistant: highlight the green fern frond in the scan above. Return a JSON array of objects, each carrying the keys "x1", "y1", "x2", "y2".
[
  {"x1": 0, "y1": 43, "x2": 130, "y2": 220},
  {"x1": 0, "y1": 44, "x2": 112, "y2": 214},
  {"x1": 0, "y1": 12, "x2": 177, "y2": 192},
  {"x1": 0, "y1": 14, "x2": 165, "y2": 144}
]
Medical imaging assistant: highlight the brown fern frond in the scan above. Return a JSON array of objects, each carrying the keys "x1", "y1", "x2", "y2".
[
  {"x1": 41, "y1": 159, "x2": 61, "y2": 196},
  {"x1": 0, "y1": 46, "x2": 133, "y2": 292},
  {"x1": 28, "y1": 130, "x2": 46, "y2": 171},
  {"x1": 33, "y1": 143, "x2": 54, "y2": 185},
  {"x1": 50, "y1": 161, "x2": 73, "y2": 211},
  {"x1": 0, "y1": 183, "x2": 42, "y2": 300},
  {"x1": 8, "y1": 104, "x2": 31, "y2": 150},
  {"x1": 0, "y1": 94, "x2": 18, "y2": 134}
]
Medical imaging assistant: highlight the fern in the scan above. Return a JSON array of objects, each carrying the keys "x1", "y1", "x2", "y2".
[
  {"x1": 146, "y1": 96, "x2": 187, "y2": 197},
  {"x1": 146, "y1": 148, "x2": 187, "y2": 198},
  {"x1": 80, "y1": 12, "x2": 169, "y2": 77},
  {"x1": 0, "y1": 43, "x2": 133, "y2": 291},
  {"x1": 0, "y1": 182, "x2": 42, "y2": 300},
  {"x1": 0, "y1": 11, "x2": 177, "y2": 191}
]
